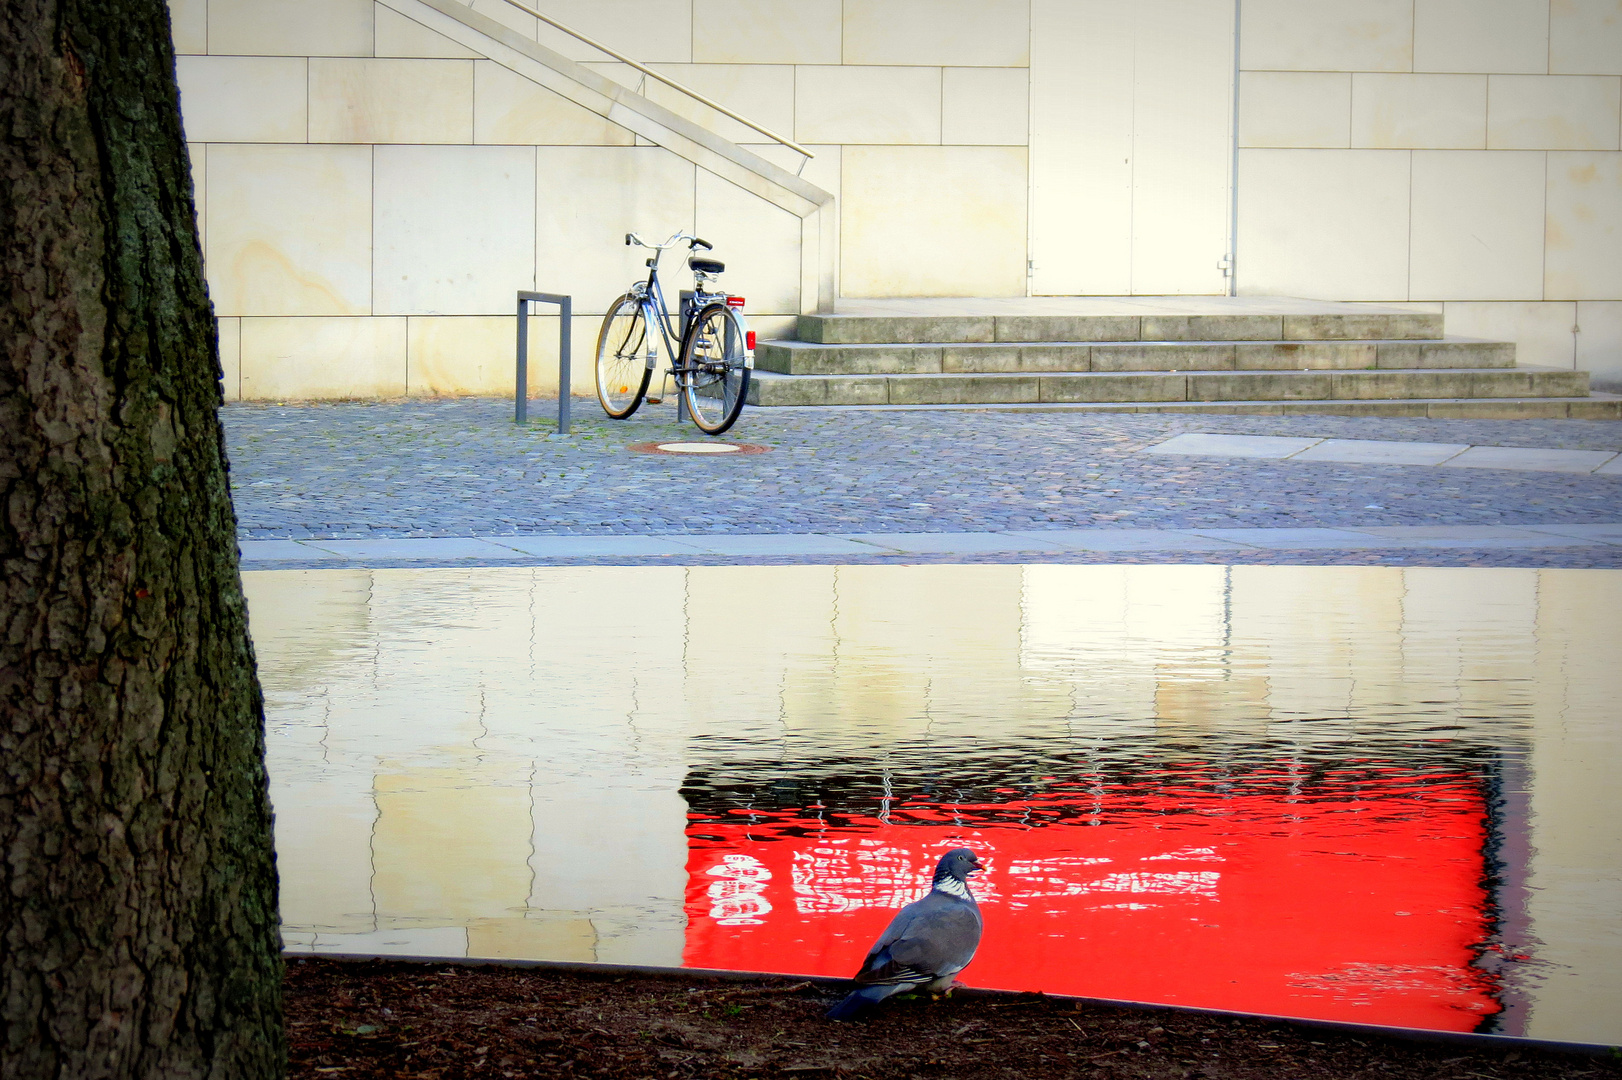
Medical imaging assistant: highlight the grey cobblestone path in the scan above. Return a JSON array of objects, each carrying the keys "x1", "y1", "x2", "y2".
[{"x1": 224, "y1": 398, "x2": 1621, "y2": 541}]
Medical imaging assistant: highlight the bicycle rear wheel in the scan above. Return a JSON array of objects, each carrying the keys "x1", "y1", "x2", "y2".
[
  {"x1": 595, "y1": 293, "x2": 653, "y2": 419},
  {"x1": 679, "y1": 303, "x2": 750, "y2": 435}
]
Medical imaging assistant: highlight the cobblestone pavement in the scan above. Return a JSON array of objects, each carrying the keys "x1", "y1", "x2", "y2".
[{"x1": 225, "y1": 398, "x2": 1621, "y2": 546}]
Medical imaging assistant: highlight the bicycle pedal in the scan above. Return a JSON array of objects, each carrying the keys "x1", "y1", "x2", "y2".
[{"x1": 646, "y1": 397, "x2": 662, "y2": 404}]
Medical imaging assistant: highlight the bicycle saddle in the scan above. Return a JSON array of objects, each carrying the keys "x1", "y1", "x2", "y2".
[{"x1": 689, "y1": 256, "x2": 725, "y2": 274}]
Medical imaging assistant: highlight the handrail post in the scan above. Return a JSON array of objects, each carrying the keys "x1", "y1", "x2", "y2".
[{"x1": 516, "y1": 290, "x2": 572, "y2": 434}]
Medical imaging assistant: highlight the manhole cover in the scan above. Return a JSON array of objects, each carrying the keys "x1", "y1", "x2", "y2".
[{"x1": 628, "y1": 441, "x2": 770, "y2": 455}]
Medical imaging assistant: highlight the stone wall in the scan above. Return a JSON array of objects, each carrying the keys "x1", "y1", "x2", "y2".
[
  {"x1": 1236, "y1": 0, "x2": 1622, "y2": 388},
  {"x1": 170, "y1": 0, "x2": 1622, "y2": 399},
  {"x1": 171, "y1": 0, "x2": 1032, "y2": 400}
]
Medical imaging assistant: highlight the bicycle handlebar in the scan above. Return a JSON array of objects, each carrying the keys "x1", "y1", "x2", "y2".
[{"x1": 625, "y1": 231, "x2": 711, "y2": 251}]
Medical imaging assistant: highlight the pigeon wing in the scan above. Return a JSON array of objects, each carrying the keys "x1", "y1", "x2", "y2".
[
  {"x1": 852, "y1": 892, "x2": 983, "y2": 988},
  {"x1": 850, "y1": 897, "x2": 924, "y2": 982}
]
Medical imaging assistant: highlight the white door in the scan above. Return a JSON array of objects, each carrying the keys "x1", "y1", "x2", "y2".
[{"x1": 1029, "y1": 0, "x2": 1236, "y2": 296}]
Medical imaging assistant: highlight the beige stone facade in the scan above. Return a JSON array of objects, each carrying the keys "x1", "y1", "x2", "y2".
[
  {"x1": 1237, "y1": 0, "x2": 1622, "y2": 385},
  {"x1": 172, "y1": 0, "x2": 1622, "y2": 399}
]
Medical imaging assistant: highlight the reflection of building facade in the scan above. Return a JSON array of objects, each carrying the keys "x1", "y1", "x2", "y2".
[
  {"x1": 248, "y1": 564, "x2": 1621, "y2": 1043},
  {"x1": 172, "y1": 0, "x2": 1621, "y2": 399},
  {"x1": 683, "y1": 761, "x2": 1501, "y2": 1032}
]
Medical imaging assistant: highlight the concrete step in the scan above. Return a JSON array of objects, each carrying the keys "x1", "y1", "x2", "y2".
[
  {"x1": 747, "y1": 366, "x2": 1590, "y2": 407},
  {"x1": 797, "y1": 310, "x2": 1444, "y2": 345},
  {"x1": 745, "y1": 395, "x2": 1622, "y2": 420},
  {"x1": 756, "y1": 337, "x2": 1513, "y2": 376}
]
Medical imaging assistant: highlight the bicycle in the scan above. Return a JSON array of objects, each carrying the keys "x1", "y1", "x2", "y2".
[{"x1": 594, "y1": 231, "x2": 754, "y2": 436}]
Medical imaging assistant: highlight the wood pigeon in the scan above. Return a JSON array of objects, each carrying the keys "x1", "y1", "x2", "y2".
[{"x1": 825, "y1": 847, "x2": 986, "y2": 1021}]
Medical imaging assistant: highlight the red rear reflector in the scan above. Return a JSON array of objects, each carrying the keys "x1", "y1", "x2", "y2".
[
  {"x1": 726, "y1": 296, "x2": 746, "y2": 308},
  {"x1": 746, "y1": 331, "x2": 757, "y2": 350}
]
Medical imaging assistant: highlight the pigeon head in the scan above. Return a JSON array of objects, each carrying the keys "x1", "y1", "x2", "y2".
[{"x1": 935, "y1": 847, "x2": 986, "y2": 883}]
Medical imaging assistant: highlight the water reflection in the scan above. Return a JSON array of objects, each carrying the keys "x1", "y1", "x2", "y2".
[
  {"x1": 685, "y1": 757, "x2": 1501, "y2": 1032},
  {"x1": 246, "y1": 565, "x2": 1622, "y2": 1044}
]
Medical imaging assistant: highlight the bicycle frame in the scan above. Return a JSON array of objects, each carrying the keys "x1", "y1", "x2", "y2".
[
  {"x1": 630, "y1": 264, "x2": 682, "y2": 374},
  {"x1": 627, "y1": 234, "x2": 733, "y2": 394}
]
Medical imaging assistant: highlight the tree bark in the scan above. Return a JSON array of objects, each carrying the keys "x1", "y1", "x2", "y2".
[{"x1": 0, "y1": 2, "x2": 283, "y2": 1077}]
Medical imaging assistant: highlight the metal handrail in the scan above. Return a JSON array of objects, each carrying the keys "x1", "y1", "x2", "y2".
[{"x1": 494, "y1": 0, "x2": 814, "y2": 160}]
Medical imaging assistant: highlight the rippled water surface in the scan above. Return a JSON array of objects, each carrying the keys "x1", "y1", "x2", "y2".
[{"x1": 246, "y1": 565, "x2": 1622, "y2": 1044}]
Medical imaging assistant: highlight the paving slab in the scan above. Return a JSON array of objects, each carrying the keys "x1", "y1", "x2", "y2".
[
  {"x1": 1439, "y1": 446, "x2": 1619, "y2": 473},
  {"x1": 839, "y1": 532, "x2": 1070, "y2": 554},
  {"x1": 493, "y1": 535, "x2": 707, "y2": 557},
  {"x1": 675, "y1": 534, "x2": 881, "y2": 556},
  {"x1": 1348, "y1": 525, "x2": 1587, "y2": 549},
  {"x1": 227, "y1": 523, "x2": 1622, "y2": 565},
  {"x1": 1289, "y1": 438, "x2": 1469, "y2": 466},
  {"x1": 239, "y1": 539, "x2": 324, "y2": 561},
  {"x1": 1594, "y1": 455, "x2": 1622, "y2": 476},
  {"x1": 299, "y1": 537, "x2": 518, "y2": 560},
  {"x1": 1188, "y1": 527, "x2": 1395, "y2": 549},
  {"x1": 1518, "y1": 523, "x2": 1622, "y2": 544},
  {"x1": 1144, "y1": 432, "x2": 1322, "y2": 458},
  {"x1": 1019, "y1": 529, "x2": 1248, "y2": 552}
]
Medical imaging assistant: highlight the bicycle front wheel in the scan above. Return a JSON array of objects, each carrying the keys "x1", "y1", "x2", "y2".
[
  {"x1": 679, "y1": 303, "x2": 750, "y2": 435},
  {"x1": 595, "y1": 293, "x2": 653, "y2": 419}
]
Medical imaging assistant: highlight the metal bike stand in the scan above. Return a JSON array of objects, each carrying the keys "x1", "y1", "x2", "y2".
[{"x1": 515, "y1": 290, "x2": 572, "y2": 433}]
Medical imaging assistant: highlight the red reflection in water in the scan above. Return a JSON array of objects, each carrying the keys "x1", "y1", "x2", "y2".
[{"x1": 683, "y1": 765, "x2": 1499, "y2": 1031}]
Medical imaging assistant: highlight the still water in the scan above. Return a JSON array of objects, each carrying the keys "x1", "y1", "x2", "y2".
[{"x1": 245, "y1": 565, "x2": 1622, "y2": 1045}]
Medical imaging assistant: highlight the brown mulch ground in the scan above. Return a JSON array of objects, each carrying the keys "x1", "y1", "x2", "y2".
[{"x1": 285, "y1": 958, "x2": 1621, "y2": 1080}]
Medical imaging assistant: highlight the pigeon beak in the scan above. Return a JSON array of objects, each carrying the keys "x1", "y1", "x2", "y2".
[{"x1": 969, "y1": 858, "x2": 985, "y2": 872}]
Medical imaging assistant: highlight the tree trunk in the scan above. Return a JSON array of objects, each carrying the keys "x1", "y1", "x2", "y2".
[{"x1": 0, "y1": 2, "x2": 283, "y2": 1077}]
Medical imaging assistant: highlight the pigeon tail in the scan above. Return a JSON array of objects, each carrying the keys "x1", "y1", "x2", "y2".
[{"x1": 824, "y1": 984, "x2": 895, "y2": 1021}]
